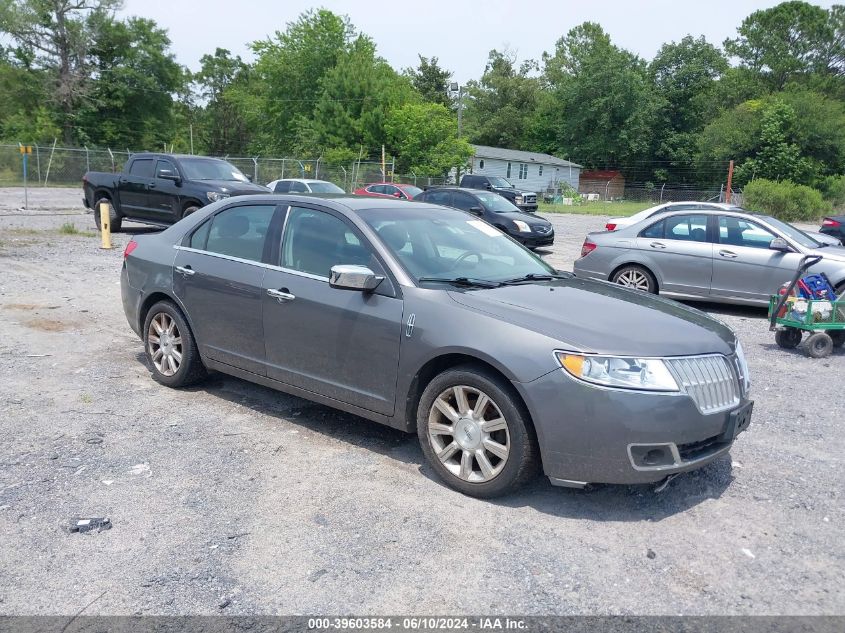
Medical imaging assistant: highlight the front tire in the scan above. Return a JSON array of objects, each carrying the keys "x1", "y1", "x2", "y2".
[
  {"x1": 182, "y1": 205, "x2": 200, "y2": 219},
  {"x1": 93, "y1": 198, "x2": 123, "y2": 233},
  {"x1": 612, "y1": 265, "x2": 657, "y2": 294},
  {"x1": 417, "y1": 366, "x2": 539, "y2": 498},
  {"x1": 143, "y1": 301, "x2": 207, "y2": 387},
  {"x1": 775, "y1": 327, "x2": 802, "y2": 349}
]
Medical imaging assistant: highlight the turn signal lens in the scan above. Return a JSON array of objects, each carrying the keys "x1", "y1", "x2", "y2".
[
  {"x1": 555, "y1": 352, "x2": 679, "y2": 392},
  {"x1": 605, "y1": 223, "x2": 617, "y2": 231}
]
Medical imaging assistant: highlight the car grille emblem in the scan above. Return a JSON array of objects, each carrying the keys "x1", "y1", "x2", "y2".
[{"x1": 406, "y1": 313, "x2": 416, "y2": 337}]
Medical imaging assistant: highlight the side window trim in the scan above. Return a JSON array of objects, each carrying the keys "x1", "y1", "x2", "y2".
[{"x1": 181, "y1": 202, "x2": 285, "y2": 265}]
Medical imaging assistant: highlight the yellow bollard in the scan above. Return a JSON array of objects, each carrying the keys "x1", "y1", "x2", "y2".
[{"x1": 99, "y1": 201, "x2": 113, "y2": 250}]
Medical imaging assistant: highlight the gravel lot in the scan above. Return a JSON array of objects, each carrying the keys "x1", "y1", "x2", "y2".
[{"x1": 1, "y1": 188, "x2": 843, "y2": 616}]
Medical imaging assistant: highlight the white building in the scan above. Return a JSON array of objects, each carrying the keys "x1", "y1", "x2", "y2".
[{"x1": 468, "y1": 145, "x2": 581, "y2": 194}]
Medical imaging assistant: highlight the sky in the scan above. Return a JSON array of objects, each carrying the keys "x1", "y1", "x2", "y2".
[{"x1": 121, "y1": 0, "x2": 839, "y2": 82}]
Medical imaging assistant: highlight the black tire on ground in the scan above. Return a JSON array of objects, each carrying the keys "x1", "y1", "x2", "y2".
[
  {"x1": 416, "y1": 364, "x2": 540, "y2": 498},
  {"x1": 182, "y1": 205, "x2": 200, "y2": 219},
  {"x1": 611, "y1": 265, "x2": 657, "y2": 294},
  {"x1": 805, "y1": 332, "x2": 833, "y2": 359},
  {"x1": 828, "y1": 330, "x2": 845, "y2": 348},
  {"x1": 93, "y1": 198, "x2": 123, "y2": 233},
  {"x1": 775, "y1": 327, "x2": 803, "y2": 349},
  {"x1": 142, "y1": 300, "x2": 207, "y2": 387}
]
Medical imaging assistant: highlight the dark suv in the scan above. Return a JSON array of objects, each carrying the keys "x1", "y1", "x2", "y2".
[
  {"x1": 415, "y1": 187, "x2": 553, "y2": 248},
  {"x1": 459, "y1": 174, "x2": 538, "y2": 212}
]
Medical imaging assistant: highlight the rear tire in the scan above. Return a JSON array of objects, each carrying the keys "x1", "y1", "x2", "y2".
[
  {"x1": 775, "y1": 328, "x2": 802, "y2": 349},
  {"x1": 416, "y1": 365, "x2": 540, "y2": 498},
  {"x1": 143, "y1": 301, "x2": 207, "y2": 387},
  {"x1": 805, "y1": 332, "x2": 833, "y2": 359},
  {"x1": 93, "y1": 198, "x2": 122, "y2": 233},
  {"x1": 829, "y1": 331, "x2": 845, "y2": 348},
  {"x1": 612, "y1": 265, "x2": 657, "y2": 294}
]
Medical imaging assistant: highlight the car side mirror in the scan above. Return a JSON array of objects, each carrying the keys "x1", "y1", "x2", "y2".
[
  {"x1": 769, "y1": 237, "x2": 792, "y2": 253},
  {"x1": 469, "y1": 206, "x2": 484, "y2": 215},
  {"x1": 330, "y1": 264, "x2": 384, "y2": 292},
  {"x1": 158, "y1": 169, "x2": 180, "y2": 183},
  {"x1": 485, "y1": 183, "x2": 492, "y2": 190}
]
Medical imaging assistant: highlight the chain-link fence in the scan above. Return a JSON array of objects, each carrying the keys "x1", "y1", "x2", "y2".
[{"x1": 0, "y1": 143, "x2": 449, "y2": 192}]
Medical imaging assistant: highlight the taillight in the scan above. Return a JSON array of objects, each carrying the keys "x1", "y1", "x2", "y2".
[
  {"x1": 123, "y1": 240, "x2": 138, "y2": 259},
  {"x1": 580, "y1": 239, "x2": 597, "y2": 258},
  {"x1": 822, "y1": 218, "x2": 841, "y2": 227},
  {"x1": 605, "y1": 223, "x2": 617, "y2": 231}
]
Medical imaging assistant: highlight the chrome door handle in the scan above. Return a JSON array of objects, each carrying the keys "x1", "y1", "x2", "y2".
[
  {"x1": 175, "y1": 265, "x2": 195, "y2": 276},
  {"x1": 267, "y1": 288, "x2": 295, "y2": 302},
  {"x1": 650, "y1": 242, "x2": 666, "y2": 249},
  {"x1": 719, "y1": 250, "x2": 738, "y2": 258}
]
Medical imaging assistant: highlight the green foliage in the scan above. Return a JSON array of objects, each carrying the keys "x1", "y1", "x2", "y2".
[
  {"x1": 192, "y1": 48, "x2": 251, "y2": 154},
  {"x1": 741, "y1": 178, "x2": 831, "y2": 221},
  {"x1": 819, "y1": 175, "x2": 845, "y2": 208},
  {"x1": 406, "y1": 55, "x2": 452, "y2": 107},
  {"x1": 385, "y1": 102, "x2": 473, "y2": 175}
]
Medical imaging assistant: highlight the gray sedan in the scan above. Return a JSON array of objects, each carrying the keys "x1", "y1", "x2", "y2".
[
  {"x1": 574, "y1": 209, "x2": 845, "y2": 306},
  {"x1": 121, "y1": 196, "x2": 752, "y2": 497}
]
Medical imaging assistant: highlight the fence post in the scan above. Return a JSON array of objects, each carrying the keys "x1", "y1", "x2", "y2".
[
  {"x1": 85, "y1": 146, "x2": 90, "y2": 173},
  {"x1": 660, "y1": 183, "x2": 665, "y2": 203},
  {"x1": 412, "y1": 172, "x2": 417, "y2": 187},
  {"x1": 108, "y1": 148, "x2": 115, "y2": 172},
  {"x1": 252, "y1": 157, "x2": 258, "y2": 183},
  {"x1": 280, "y1": 159, "x2": 285, "y2": 179},
  {"x1": 35, "y1": 144, "x2": 41, "y2": 185},
  {"x1": 340, "y1": 166, "x2": 347, "y2": 192},
  {"x1": 44, "y1": 138, "x2": 57, "y2": 186},
  {"x1": 605, "y1": 180, "x2": 610, "y2": 201},
  {"x1": 315, "y1": 155, "x2": 321, "y2": 179}
]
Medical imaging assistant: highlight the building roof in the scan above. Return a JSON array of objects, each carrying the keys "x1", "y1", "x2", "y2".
[
  {"x1": 580, "y1": 170, "x2": 623, "y2": 181},
  {"x1": 472, "y1": 145, "x2": 581, "y2": 168}
]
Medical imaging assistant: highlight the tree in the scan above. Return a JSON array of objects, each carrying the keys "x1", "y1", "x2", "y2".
[
  {"x1": 192, "y1": 48, "x2": 251, "y2": 154},
  {"x1": 462, "y1": 49, "x2": 540, "y2": 149},
  {"x1": 537, "y1": 23, "x2": 660, "y2": 173},
  {"x1": 75, "y1": 16, "x2": 185, "y2": 149},
  {"x1": 406, "y1": 55, "x2": 452, "y2": 107},
  {"x1": 301, "y1": 36, "x2": 415, "y2": 156},
  {"x1": 385, "y1": 102, "x2": 473, "y2": 175},
  {"x1": 0, "y1": 0, "x2": 122, "y2": 143},
  {"x1": 245, "y1": 9, "x2": 358, "y2": 153},
  {"x1": 724, "y1": 1, "x2": 837, "y2": 89}
]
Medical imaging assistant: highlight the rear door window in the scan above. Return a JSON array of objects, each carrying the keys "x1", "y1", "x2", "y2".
[
  {"x1": 451, "y1": 192, "x2": 477, "y2": 212},
  {"x1": 128, "y1": 159, "x2": 154, "y2": 178},
  {"x1": 640, "y1": 220, "x2": 664, "y2": 239},
  {"x1": 203, "y1": 205, "x2": 276, "y2": 262},
  {"x1": 290, "y1": 181, "x2": 308, "y2": 193},
  {"x1": 664, "y1": 214, "x2": 708, "y2": 242},
  {"x1": 425, "y1": 190, "x2": 453, "y2": 206},
  {"x1": 273, "y1": 181, "x2": 291, "y2": 193}
]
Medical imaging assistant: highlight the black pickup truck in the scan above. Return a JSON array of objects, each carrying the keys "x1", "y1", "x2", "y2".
[
  {"x1": 459, "y1": 174, "x2": 538, "y2": 212},
  {"x1": 82, "y1": 153, "x2": 269, "y2": 231}
]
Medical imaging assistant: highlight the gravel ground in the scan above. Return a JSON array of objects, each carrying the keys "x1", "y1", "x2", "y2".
[{"x1": 0, "y1": 188, "x2": 843, "y2": 616}]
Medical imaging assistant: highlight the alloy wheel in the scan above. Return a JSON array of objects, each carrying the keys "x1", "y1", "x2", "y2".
[
  {"x1": 147, "y1": 312, "x2": 183, "y2": 376},
  {"x1": 616, "y1": 269, "x2": 651, "y2": 291},
  {"x1": 427, "y1": 385, "x2": 510, "y2": 483}
]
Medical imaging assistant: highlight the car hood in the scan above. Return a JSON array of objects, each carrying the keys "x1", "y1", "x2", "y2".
[
  {"x1": 202, "y1": 180, "x2": 270, "y2": 194},
  {"x1": 496, "y1": 211, "x2": 551, "y2": 227},
  {"x1": 448, "y1": 277, "x2": 736, "y2": 357},
  {"x1": 495, "y1": 187, "x2": 536, "y2": 196},
  {"x1": 810, "y1": 244, "x2": 845, "y2": 262}
]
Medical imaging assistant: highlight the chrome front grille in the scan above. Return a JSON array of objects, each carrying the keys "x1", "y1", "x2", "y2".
[
  {"x1": 534, "y1": 225, "x2": 552, "y2": 234},
  {"x1": 523, "y1": 194, "x2": 536, "y2": 204},
  {"x1": 665, "y1": 355, "x2": 740, "y2": 414}
]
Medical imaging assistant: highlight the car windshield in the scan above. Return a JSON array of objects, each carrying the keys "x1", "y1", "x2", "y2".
[
  {"x1": 401, "y1": 185, "x2": 423, "y2": 197},
  {"x1": 474, "y1": 192, "x2": 521, "y2": 214},
  {"x1": 180, "y1": 158, "x2": 249, "y2": 182},
  {"x1": 487, "y1": 177, "x2": 513, "y2": 188},
  {"x1": 358, "y1": 207, "x2": 555, "y2": 284},
  {"x1": 308, "y1": 181, "x2": 345, "y2": 193},
  {"x1": 759, "y1": 215, "x2": 822, "y2": 248}
]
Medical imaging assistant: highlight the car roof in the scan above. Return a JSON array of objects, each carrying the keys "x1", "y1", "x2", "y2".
[
  {"x1": 273, "y1": 178, "x2": 333, "y2": 184},
  {"x1": 227, "y1": 194, "x2": 445, "y2": 213},
  {"x1": 422, "y1": 187, "x2": 481, "y2": 195}
]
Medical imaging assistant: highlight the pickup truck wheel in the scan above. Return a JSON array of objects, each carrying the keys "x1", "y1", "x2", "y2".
[
  {"x1": 417, "y1": 365, "x2": 539, "y2": 498},
  {"x1": 93, "y1": 198, "x2": 122, "y2": 233},
  {"x1": 182, "y1": 206, "x2": 200, "y2": 219}
]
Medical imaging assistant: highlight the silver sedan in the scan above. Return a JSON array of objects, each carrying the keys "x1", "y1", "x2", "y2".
[{"x1": 574, "y1": 209, "x2": 845, "y2": 306}]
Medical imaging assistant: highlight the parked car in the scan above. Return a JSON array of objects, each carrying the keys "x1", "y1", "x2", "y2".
[
  {"x1": 414, "y1": 187, "x2": 554, "y2": 248},
  {"x1": 265, "y1": 178, "x2": 345, "y2": 194},
  {"x1": 121, "y1": 195, "x2": 752, "y2": 498},
  {"x1": 82, "y1": 153, "x2": 269, "y2": 231},
  {"x1": 820, "y1": 215, "x2": 845, "y2": 245},
  {"x1": 604, "y1": 202, "x2": 744, "y2": 232},
  {"x1": 459, "y1": 174, "x2": 538, "y2": 212},
  {"x1": 354, "y1": 182, "x2": 422, "y2": 200},
  {"x1": 574, "y1": 208, "x2": 845, "y2": 306}
]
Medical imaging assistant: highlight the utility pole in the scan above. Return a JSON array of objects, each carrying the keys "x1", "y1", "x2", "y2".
[
  {"x1": 381, "y1": 144, "x2": 386, "y2": 181},
  {"x1": 450, "y1": 82, "x2": 464, "y2": 137},
  {"x1": 726, "y1": 160, "x2": 734, "y2": 204},
  {"x1": 189, "y1": 124, "x2": 194, "y2": 155}
]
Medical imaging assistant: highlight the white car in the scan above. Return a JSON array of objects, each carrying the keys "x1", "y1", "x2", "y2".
[
  {"x1": 266, "y1": 178, "x2": 345, "y2": 194},
  {"x1": 605, "y1": 201, "x2": 841, "y2": 246}
]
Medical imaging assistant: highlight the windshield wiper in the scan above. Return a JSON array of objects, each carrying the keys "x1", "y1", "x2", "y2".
[
  {"x1": 500, "y1": 272, "x2": 572, "y2": 285},
  {"x1": 417, "y1": 276, "x2": 501, "y2": 289}
]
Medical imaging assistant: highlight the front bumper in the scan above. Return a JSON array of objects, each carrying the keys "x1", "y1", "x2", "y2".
[
  {"x1": 517, "y1": 203, "x2": 539, "y2": 212},
  {"x1": 519, "y1": 231, "x2": 555, "y2": 248},
  {"x1": 515, "y1": 368, "x2": 751, "y2": 485}
]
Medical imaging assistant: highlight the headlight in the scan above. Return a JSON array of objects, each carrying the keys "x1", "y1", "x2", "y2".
[
  {"x1": 514, "y1": 195, "x2": 524, "y2": 204},
  {"x1": 735, "y1": 342, "x2": 751, "y2": 393},
  {"x1": 556, "y1": 352, "x2": 679, "y2": 392},
  {"x1": 207, "y1": 191, "x2": 230, "y2": 202},
  {"x1": 513, "y1": 220, "x2": 531, "y2": 233}
]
